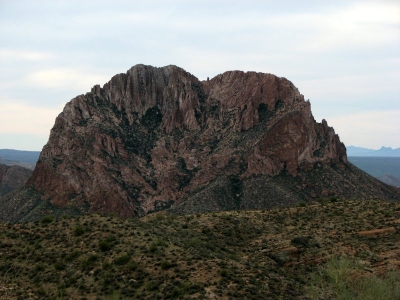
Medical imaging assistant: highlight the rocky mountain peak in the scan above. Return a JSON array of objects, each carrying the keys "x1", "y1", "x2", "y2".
[{"x1": 15, "y1": 64, "x2": 397, "y2": 220}]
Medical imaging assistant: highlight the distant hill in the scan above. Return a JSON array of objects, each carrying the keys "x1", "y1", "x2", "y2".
[
  {"x1": 0, "y1": 149, "x2": 40, "y2": 170},
  {"x1": 0, "y1": 149, "x2": 40, "y2": 163},
  {"x1": 348, "y1": 156, "x2": 400, "y2": 188},
  {"x1": 0, "y1": 164, "x2": 32, "y2": 195},
  {"x1": 378, "y1": 175, "x2": 400, "y2": 188},
  {"x1": 347, "y1": 146, "x2": 400, "y2": 157},
  {"x1": 347, "y1": 146, "x2": 400, "y2": 187}
]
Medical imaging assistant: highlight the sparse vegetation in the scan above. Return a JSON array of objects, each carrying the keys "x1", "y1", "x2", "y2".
[
  {"x1": 307, "y1": 256, "x2": 400, "y2": 300},
  {"x1": 0, "y1": 198, "x2": 399, "y2": 299}
]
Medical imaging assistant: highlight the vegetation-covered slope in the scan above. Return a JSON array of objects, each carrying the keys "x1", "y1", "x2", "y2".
[{"x1": 1, "y1": 198, "x2": 399, "y2": 299}]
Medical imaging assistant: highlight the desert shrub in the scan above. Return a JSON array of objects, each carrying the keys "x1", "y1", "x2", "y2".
[
  {"x1": 298, "y1": 201, "x2": 307, "y2": 207},
  {"x1": 329, "y1": 196, "x2": 338, "y2": 203},
  {"x1": 36, "y1": 286, "x2": 46, "y2": 296},
  {"x1": 73, "y1": 225, "x2": 85, "y2": 236},
  {"x1": 307, "y1": 256, "x2": 400, "y2": 300},
  {"x1": 160, "y1": 260, "x2": 174, "y2": 270},
  {"x1": 291, "y1": 236, "x2": 310, "y2": 248},
  {"x1": 357, "y1": 271, "x2": 400, "y2": 300},
  {"x1": 88, "y1": 254, "x2": 98, "y2": 262},
  {"x1": 98, "y1": 240, "x2": 112, "y2": 252},
  {"x1": 220, "y1": 269, "x2": 229, "y2": 277},
  {"x1": 126, "y1": 260, "x2": 139, "y2": 271},
  {"x1": 114, "y1": 254, "x2": 130, "y2": 265},
  {"x1": 65, "y1": 250, "x2": 81, "y2": 262},
  {"x1": 81, "y1": 254, "x2": 98, "y2": 271},
  {"x1": 145, "y1": 280, "x2": 159, "y2": 291},
  {"x1": 54, "y1": 261, "x2": 65, "y2": 271},
  {"x1": 156, "y1": 213, "x2": 165, "y2": 221},
  {"x1": 106, "y1": 234, "x2": 116, "y2": 242},
  {"x1": 148, "y1": 243, "x2": 158, "y2": 253},
  {"x1": 41, "y1": 215, "x2": 55, "y2": 224},
  {"x1": 189, "y1": 237, "x2": 200, "y2": 248},
  {"x1": 35, "y1": 263, "x2": 45, "y2": 272}
]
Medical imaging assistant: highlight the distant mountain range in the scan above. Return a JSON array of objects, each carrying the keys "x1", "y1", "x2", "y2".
[
  {"x1": 346, "y1": 146, "x2": 400, "y2": 157},
  {"x1": 0, "y1": 149, "x2": 40, "y2": 170},
  {"x1": 0, "y1": 149, "x2": 40, "y2": 162}
]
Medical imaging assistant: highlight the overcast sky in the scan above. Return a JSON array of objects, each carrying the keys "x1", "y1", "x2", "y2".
[{"x1": 1, "y1": 0, "x2": 399, "y2": 151}]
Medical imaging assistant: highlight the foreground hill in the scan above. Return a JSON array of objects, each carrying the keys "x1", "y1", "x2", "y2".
[
  {"x1": 0, "y1": 199, "x2": 399, "y2": 299},
  {"x1": 0, "y1": 64, "x2": 394, "y2": 221}
]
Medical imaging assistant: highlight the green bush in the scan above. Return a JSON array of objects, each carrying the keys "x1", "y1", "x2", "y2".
[
  {"x1": 126, "y1": 261, "x2": 139, "y2": 271},
  {"x1": 81, "y1": 254, "x2": 98, "y2": 270},
  {"x1": 145, "y1": 280, "x2": 158, "y2": 291},
  {"x1": 65, "y1": 250, "x2": 81, "y2": 262},
  {"x1": 54, "y1": 261, "x2": 65, "y2": 271},
  {"x1": 220, "y1": 269, "x2": 229, "y2": 277},
  {"x1": 73, "y1": 225, "x2": 85, "y2": 236},
  {"x1": 189, "y1": 237, "x2": 200, "y2": 248},
  {"x1": 329, "y1": 196, "x2": 338, "y2": 203},
  {"x1": 291, "y1": 236, "x2": 310, "y2": 248},
  {"x1": 298, "y1": 201, "x2": 307, "y2": 207},
  {"x1": 114, "y1": 254, "x2": 130, "y2": 265},
  {"x1": 88, "y1": 254, "x2": 98, "y2": 262},
  {"x1": 160, "y1": 260, "x2": 173, "y2": 270},
  {"x1": 98, "y1": 240, "x2": 112, "y2": 252},
  {"x1": 41, "y1": 215, "x2": 55, "y2": 224},
  {"x1": 148, "y1": 243, "x2": 158, "y2": 253}
]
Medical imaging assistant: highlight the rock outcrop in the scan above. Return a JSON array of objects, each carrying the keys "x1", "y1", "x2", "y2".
[
  {"x1": 0, "y1": 164, "x2": 32, "y2": 195},
  {"x1": 3, "y1": 64, "x2": 397, "y2": 221}
]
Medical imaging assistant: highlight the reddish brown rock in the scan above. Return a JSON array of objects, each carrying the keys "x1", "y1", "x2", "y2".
[{"x1": 20, "y1": 64, "x2": 398, "y2": 219}]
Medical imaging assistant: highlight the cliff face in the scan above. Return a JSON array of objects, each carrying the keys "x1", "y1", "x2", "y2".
[{"x1": 23, "y1": 64, "x2": 397, "y2": 218}]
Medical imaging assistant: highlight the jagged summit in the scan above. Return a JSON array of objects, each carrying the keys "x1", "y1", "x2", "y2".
[{"x1": 1, "y1": 65, "x2": 398, "y2": 222}]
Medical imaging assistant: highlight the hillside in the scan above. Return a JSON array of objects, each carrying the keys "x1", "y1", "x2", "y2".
[{"x1": 0, "y1": 198, "x2": 399, "y2": 299}]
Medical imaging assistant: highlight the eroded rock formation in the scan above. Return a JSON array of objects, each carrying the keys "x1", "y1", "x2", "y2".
[{"x1": 21, "y1": 64, "x2": 397, "y2": 219}]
